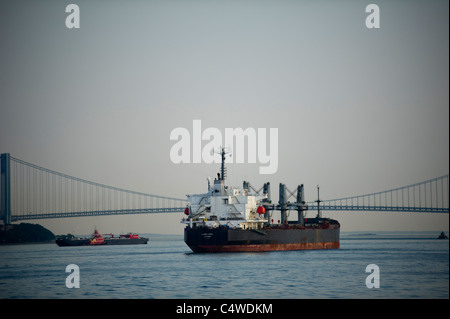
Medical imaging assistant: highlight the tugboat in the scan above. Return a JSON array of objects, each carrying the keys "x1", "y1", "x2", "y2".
[
  {"x1": 56, "y1": 229, "x2": 149, "y2": 246},
  {"x1": 181, "y1": 148, "x2": 340, "y2": 253}
]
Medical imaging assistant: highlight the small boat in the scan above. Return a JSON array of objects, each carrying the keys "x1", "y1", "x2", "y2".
[
  {"x1": 56, "y1": 229, "x2": 149, "y2": 246},
  {"x1": 437, "y1": 232, "x2": 448, "y2": 239}
]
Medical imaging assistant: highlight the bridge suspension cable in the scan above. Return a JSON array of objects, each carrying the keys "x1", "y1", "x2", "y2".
[
  {"x1": 307, "y1": 175, "x2": 449, "y2": 213},
  {"x1": 5, "y1": 155, "x2": 187, "y2": 222}
]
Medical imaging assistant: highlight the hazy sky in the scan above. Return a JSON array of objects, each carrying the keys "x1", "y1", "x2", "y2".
[{"x1": 1, "y1": 0, "x2": 448, "y2": 234}]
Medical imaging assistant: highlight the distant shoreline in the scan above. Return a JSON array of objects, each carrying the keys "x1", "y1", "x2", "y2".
[
  {"x1": 0, "y1": 240, "x2": 55, "y2": 246},
  {"x1": 0, "y1": 223, "x2": 55, "y2": 245}
]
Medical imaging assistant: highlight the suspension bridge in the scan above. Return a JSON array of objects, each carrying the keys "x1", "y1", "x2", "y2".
[{"x1": 1, "y1": 153, "x2": 448, "y2": 224}]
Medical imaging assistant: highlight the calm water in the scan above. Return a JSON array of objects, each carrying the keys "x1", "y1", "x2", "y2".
[{"x1": 0, "y1": 232, "x2": 448, "y2": 299}]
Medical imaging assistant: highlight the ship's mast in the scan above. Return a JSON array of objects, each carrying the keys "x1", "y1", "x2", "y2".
[{"x1": 221, "y1": 147, "x2": 226, "y2": 180}]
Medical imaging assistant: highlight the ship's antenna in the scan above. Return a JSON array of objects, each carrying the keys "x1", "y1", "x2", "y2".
[{"x1": 215, "y1": 147, "x2": 230, "y2": 181}]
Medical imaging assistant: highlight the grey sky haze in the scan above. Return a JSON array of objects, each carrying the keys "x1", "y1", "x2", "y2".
[{"x1": 1, "y1": 0, "x2": 448, "y2": 234}]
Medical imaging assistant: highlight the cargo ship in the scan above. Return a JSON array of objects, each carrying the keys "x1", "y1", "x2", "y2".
[
  {"x1": 181, "y1": 148, "x2": 340, "y2": 253},
  {"x1": 55, "y1": 229, "x2": 148, "y2": 246}
]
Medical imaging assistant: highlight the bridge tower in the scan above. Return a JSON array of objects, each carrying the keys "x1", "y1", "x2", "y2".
[{"x1": 1, "y1": 153, "x2": 11, "y2": 225}]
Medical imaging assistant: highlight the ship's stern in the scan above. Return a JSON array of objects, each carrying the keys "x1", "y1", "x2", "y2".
[{"x1": 184, "y1": 226, "x2": 229, "y2": 253}]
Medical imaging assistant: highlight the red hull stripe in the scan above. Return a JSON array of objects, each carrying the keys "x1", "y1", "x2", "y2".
[{"x1": 193, "y1": 242, "x2": 340, "y2": 252}]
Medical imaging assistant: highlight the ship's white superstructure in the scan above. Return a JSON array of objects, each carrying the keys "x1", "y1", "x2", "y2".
[{"x1": 181, "y1": 149, "x2": 268, "y2": 230}]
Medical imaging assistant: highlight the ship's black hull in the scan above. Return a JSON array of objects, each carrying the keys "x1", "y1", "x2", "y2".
[
  {"x1": 55, "y1": 237, "x2": 148, "y2": 246},
  {"x1": 184, "y1": 222, "x2": 340, "y2": 253},
  {"x1": 55, "y1": 238, "x2": 90, "y2": 246}
]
